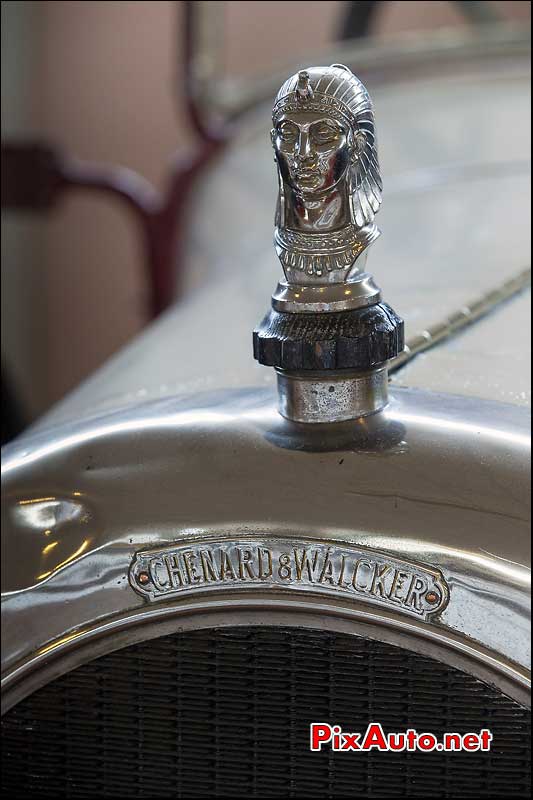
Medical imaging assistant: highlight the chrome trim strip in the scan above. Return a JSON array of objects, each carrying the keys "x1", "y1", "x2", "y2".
[
  {"x1": 391, "y1": 267, "x2": 532, "y2": 372},
  {"x1": 2, "y1": 596, "x2": 530, "y2": 715}
]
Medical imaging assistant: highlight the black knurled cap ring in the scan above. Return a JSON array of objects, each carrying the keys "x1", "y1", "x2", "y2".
[{"x1": 253, "y1": 302, "x2": 404, "y2": 371}]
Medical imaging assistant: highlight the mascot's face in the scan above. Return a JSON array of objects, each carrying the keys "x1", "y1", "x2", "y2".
[{"x1": 272, "y1": 111, "x2": 355, "y2": 197}]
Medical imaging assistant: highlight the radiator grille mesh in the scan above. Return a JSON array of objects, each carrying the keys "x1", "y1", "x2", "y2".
[{"x1": 2, "y1": 626, "x2": 530, "y2": 797}]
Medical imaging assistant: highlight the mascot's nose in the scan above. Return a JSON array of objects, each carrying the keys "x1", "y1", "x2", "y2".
[{"x1": 296, "y1": 131, "x2": 316, "y2": 166}]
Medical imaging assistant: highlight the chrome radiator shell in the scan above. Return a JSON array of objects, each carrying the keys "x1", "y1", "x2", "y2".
[{"x1": 1, "y1": 386, "x2": 530, "y2": 711}]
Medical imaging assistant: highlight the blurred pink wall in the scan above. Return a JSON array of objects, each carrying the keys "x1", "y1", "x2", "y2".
[{"x1": 39, "y1": 1, "x2": 183, "y2": 413}]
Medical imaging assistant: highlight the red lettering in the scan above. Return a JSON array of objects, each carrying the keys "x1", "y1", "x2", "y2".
[
  {"x1": 387, "y1": 733, "x2": 406, "y2": 751},
  {"x1": 479, "y1": 729, "x2": 493, "y2": 751},
  {"x1": 462, "y1": 733, "x2": 481, "y2": 751},
  {"x1": 341, "y1": 733, "x2": 361, "y2": 751},
  {"x1": 310, "y1": 723, "x2": 332, "y2": 751},
  {"x1": 443, "y1": 733, "x2": 462, "y2": 751},
  {"x1": 406, "y1": 729, "x2": 417, "y2": 751},
  {"x1": 418, "y1": 733, "x2": 437, "y2": 751},
  {"x1": 361, "y1": 723, "x2": 388, "y2": 751}
]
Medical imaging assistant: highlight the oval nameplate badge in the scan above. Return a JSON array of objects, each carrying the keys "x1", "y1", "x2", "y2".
[{"x1": 130, "y1": 539, "x2": 448, "y2": 620}]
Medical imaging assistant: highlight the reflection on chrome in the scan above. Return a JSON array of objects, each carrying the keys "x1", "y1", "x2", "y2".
[
  {"x1": 390, "y1": 409, "x2": 530, "y2": 449},
  {"x1": 3, "y1": 398, "x2": 529, "y2": 479},
  {"x1": 35, "y1": 539, "x2": 91, "y2": 582},
  {"x1": 11, "y1": 496, "x2": 88, "y2": 531},
  {"x1": 17, "y1": 497, "x2": 57, "y2": 505},
  {"x1": 36, "y1": 631, "x2": 84, "y2": 658},
  {"x1": 41, "y1": 541, "x2": 59, "y2": 557},
  {"x1": 365, "y1": 535, "x2": 530, "y2": 584},
  {"x1": 1, "y1": 410, "x2": 232, "y2": 475}
]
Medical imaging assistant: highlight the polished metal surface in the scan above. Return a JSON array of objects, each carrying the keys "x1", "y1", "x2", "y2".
[
  {"x1": 271, "y1": 268, "x2": 381, "y2": 313},
  {"x1": 276, "y1": 367, "x2": 388, "y2": 423},
  {"x1": 270, "y1": 64, "x2": 382, "y2": 313},
  {"x1": 1, "y1": 386, "x2": 530, "y2": 710}
]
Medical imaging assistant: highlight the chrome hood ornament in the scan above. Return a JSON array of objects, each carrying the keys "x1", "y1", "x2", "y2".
[
  {"x1": 254, "y1": 64, "x2": 404, "y2": 422},
  {"x1": 271, "y1": 64, "x2": 382, "y2": 312}
]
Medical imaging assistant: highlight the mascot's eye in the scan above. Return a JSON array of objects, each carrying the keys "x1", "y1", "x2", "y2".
[
  {"x1": 278, "y1": 123, "x2": 298, "y2": 142},
  {"x1": 312, "y1": 123, "x2": 341, "y2": 143}
]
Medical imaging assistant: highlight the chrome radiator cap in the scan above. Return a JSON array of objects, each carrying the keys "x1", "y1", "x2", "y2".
[{"x1": 253, "y1": 64, "x2": 403, "y2": 423}]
